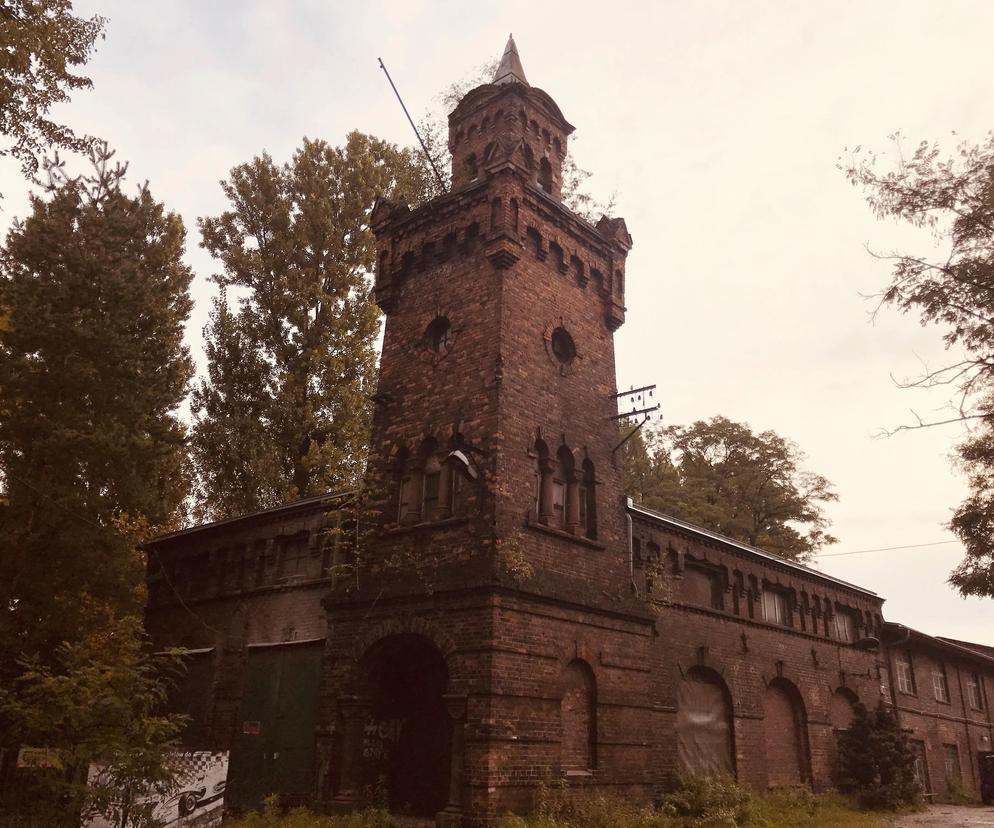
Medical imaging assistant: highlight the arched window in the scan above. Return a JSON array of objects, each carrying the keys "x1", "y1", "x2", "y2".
[
  {"x1": 535, "y1": 440, "x2": 553, "y2": 524},
  {"x1": 579, "y1": 460, "x2": 596, "y2": 539},
  {"x1": 465, "y1": 154, "x2": 478, "y2": 181},
  {"x1": 419, "y1": 439, "x2": 441, "y2": 521},
  {"x1": 522, "y1": 143, "x2": 534, "y2": 171},
  {"x1": 677, "y1": 667, "x2": 735, "y2": 777},
  {"x1": 510, "y1": 198, "x2": 519, "y2": 233},
  {"x1": 554, "y1": 446, "x2": 574, "y2": 531},
  {"x1": 561, "y1": 660, "x2": 597, "y2": 771},
  {"x1": 396, "y1": 447, "x2": 420, "y2": 525},
  {"x1": 445, "y1": 440, "x2": 475, "y2": 519},
  {"x1": 539, "y1": 158, "x2": 553, "y2": 194},
  {"x1": 763, "y1": 679, "x2": 809, "y2": 786}
]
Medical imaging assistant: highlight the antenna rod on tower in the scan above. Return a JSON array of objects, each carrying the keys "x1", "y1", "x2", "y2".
[{"x1": 378, "y1": 57, "x2": 447, "y2": 193}]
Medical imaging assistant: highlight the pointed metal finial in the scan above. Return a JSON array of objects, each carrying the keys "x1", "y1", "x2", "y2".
[{"x1": 492, "y1": 34, "x2": 529, "y2": 86}]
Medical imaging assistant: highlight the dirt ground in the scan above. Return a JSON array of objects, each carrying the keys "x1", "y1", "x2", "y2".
[{"x1": 888, "y1": 804, "x2": 994, "y2": 826}]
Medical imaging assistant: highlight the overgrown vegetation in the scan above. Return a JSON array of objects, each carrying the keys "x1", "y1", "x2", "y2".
[
  {"x1": 832, "y1": 702, "x2": 922, "y2": 810},
  {"x1": 227, "y1": 783, "x2": 892, "y2": 828},
  {"x1": 225, "y1": 795, "x2": 395, "y2": 828},
  {"x1": 0, "y1": 610, "x2": 187, "y2": 827},
  {"x1": 495, "y1": 778, "x2": 891, "y2": 828}
]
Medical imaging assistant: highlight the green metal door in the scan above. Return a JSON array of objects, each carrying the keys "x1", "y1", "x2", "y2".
[{"x1": 228, "y1": 642, "x2": 323, "y2": 812}]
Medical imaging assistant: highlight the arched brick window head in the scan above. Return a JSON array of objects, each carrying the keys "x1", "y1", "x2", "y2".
[
  {"x1": 562, "y1": 659, "x2": 597, "y2": 771},
  {"x1": 553, "y1": 446, "x2": 575, "y2": 531}
]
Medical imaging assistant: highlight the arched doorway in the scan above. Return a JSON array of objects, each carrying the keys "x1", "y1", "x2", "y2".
[
  {"x1": 830, "y1": 688, "x2": 858, "y2": 731},
  {"x1": 358, "y1": 635, "x2": 451, "y2": 816},
  {"x1": 763, "y1": 678, "x2": 809, "y2": 786},
  {"x1": 676, "y1": 667, "x2": 736, "y2": 777}
]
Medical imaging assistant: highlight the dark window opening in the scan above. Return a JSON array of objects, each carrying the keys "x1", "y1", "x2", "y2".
[
  {"x1": 539, "y1": 157, "x2": 553, "y2": 193},
  {"x1": 551, "y1": 327, "x2": 576, "y2": 365},
  {"x1": 425, "y1": 316, "x2": 452, "y2": 353}
]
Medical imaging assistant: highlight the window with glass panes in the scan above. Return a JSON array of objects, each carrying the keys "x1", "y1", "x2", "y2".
[
  {"x1": 933, "y1": 665, "x2": 950, "y2": 703},
  {"x1": 762, "y1": 588, "x2": 790, "y2": 627},
  {"x1": 895, "y1": 654, "x2": 916, "y2": 695},
  {"x1": 967, "y1": 671, "x2": 984, "y2": 711}
]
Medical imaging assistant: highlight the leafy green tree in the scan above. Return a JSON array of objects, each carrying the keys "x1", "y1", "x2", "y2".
[
  {"x1": 623, "y1": 416, "x2": 837, "y2": 562},
  {"x1": 0, "y1": 144, "x2": 194, "y2": 676},
  {"x1": 833, "y1": 701, "x2": 921, "y2": 810},
  {"x1": 843, "y1": 133, "x2": 994, "y2": 596},
  {"x1": 191, "y1": 132, "x2": 429, "y2": 521},
  {"x1": 0, "y1": 607, "x2": 187, "y2": 828},
  {"x1": 0, "y1": 0, "x2": 105, "y2": 196}
]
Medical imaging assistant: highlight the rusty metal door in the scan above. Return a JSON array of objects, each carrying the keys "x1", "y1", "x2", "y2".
[{"x1": 228, "y1": 642, "x2": 322, "y2": 811}]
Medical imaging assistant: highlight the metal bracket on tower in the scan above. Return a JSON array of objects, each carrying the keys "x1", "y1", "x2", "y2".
[{"x1": 609, "y1": 383, "x2": 660, "y2": 453}]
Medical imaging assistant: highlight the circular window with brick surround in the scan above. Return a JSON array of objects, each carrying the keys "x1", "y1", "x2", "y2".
[{"x1": 544, "y1": 319, "x2": 580, "y2": 376}]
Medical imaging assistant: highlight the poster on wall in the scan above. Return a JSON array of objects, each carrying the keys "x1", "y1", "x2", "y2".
[{"x1": 83, "y1": 751, "x2": 229, "y2": 828}]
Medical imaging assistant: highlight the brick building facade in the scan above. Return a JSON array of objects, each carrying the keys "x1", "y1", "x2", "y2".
[{"x1": 144, "y1": 38, "x2": 994, "y2": 824}]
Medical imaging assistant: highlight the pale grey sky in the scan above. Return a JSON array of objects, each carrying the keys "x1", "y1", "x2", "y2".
[{"x1": 3, "y1": 0, "x2": 992, "y2": 643}]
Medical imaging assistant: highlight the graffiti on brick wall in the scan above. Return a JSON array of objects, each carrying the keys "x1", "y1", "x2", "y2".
[
  {"x1": 84, "y1": 751, "x2": 228, "y2": 828},
  {"x1": 361, "y1": 717, "x2": 404, "y2": 762}
]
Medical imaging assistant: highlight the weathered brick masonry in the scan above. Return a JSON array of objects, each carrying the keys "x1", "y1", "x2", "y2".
[{"x1": 144, "y1": 37, "x2": 994, "y2": 824}]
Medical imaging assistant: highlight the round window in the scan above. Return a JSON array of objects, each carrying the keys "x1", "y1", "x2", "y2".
[
  {"x1": 550, "y1": 327, "x2": 576, "y2": 364},
  {"x1": 425, "y1": 316, "x2": 453, "y2": 354}
]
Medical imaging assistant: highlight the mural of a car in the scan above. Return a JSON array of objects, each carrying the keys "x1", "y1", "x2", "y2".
[{"x1": 171, "y1": 780, "x2": 226, "y2": 818}]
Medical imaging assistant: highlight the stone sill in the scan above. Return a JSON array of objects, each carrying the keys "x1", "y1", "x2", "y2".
[{"x1": 525, "y1": 516, "x2": 605, "y2": 550}]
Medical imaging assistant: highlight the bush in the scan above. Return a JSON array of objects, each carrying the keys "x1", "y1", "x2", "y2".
[
  {"x1": 660, "y1": 776, "x2": 752, "y2": 827},
  {"x1": 226, "y1": 795, "x2": 396, "y2": 828},
  {"x1": 832, "y1": 702, "x2": 922, "y2": 810}
]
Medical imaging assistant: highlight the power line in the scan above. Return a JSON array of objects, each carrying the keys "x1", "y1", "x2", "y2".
[{"x1": 817, "y1": 540, "x2": 959, "y2": 558}]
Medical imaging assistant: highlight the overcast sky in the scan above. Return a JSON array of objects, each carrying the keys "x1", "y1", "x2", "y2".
[{"x1": 3, "y1": 0, "x2": 992, "y2": 644}]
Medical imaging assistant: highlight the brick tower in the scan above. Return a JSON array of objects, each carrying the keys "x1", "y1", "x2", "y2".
[{"x1": 322, "y1": 37, "x2": 654, "y2": 825}]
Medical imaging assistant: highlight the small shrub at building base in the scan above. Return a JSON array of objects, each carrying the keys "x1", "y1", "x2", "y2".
[
  {"x1": 225, "y1": 795, "x2": 397, "y2": 828},
  {"x1": 660, "y1": 775, "x2": 752, "y2": 826},
  {"x1": 832, "y1": 702, "x2": 922, "y2": 811}
]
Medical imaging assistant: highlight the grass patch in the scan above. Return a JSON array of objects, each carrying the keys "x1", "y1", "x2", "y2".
[{"x1": 225, "y1": 786, "x2": 897, "y2": 828}]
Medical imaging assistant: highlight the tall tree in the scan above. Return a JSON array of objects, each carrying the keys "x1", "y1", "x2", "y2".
[
  {"x1": 622, "y1": 416, "x2": 837, "y2": 562},
  {"x1": 191, "y1": 132, "x2": 429, "y2": 520},
  {"x1": 0, "y1": 144, "x2": 193, "y2": 674},
  {"x1": 0, "y1": 0, "x2": 105, "y2": 197},
  {"x1": 843, "y1": 133, "x2": 994, "y2": 596}
]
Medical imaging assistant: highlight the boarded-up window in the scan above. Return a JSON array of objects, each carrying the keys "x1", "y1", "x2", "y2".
[
  {"x1": 684, "y1": 565, "x2": 723, "y2": 610},
  {"x1": 763, "y1": 680, "x2": 807, "y2": 786},
  {"x1": 561, "y1": 660, "x2": 596, "y2": 771},
  {"x1": 676, "y1": 669, "x2": 734, "y2": 777}
]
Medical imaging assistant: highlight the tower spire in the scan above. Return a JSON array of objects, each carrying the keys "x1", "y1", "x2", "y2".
[{"x1": 492, "y1": 34, "x2": 528, "y2": 86}]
